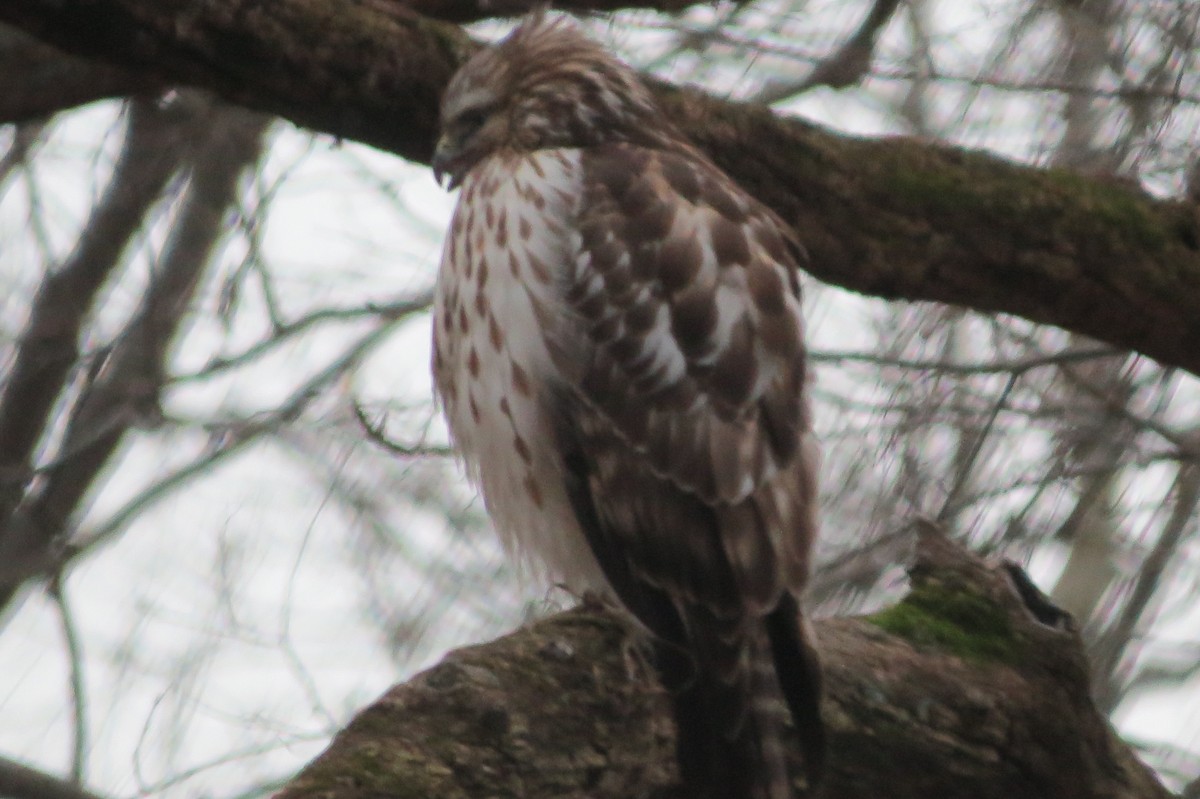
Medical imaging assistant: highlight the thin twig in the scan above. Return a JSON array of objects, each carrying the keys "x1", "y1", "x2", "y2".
[
  {"x1": 175, "y1": 292, "x2": 432, "y2": 383},
  {"x1": 809, "y1": 345, "x2": 1120, "y2": 376},
  {"x1": 66, "y1": 322, "x2": 398, "y2": 564},
  {"x1": 351, "y1": 400, "x2": 454, "y2": 458},
  {"x1": 49, "y1": 575, "x2": 88, "y2": 784},
  {"x1": 936, "y1": 371, "x2": 1020, "y2": 524},
  {"x1": 755, "y1": 0, "x2": 902, "y2": 102},
  {"x1": 0, "y1": 118, "x2": 48, "y2": 186}
]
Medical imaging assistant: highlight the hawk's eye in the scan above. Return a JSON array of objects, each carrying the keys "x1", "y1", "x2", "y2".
[{"x1": 456, "y1": 108, "x2": 489, "y2": 137}]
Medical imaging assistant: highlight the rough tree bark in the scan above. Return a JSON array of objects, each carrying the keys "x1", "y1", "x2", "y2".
[
  {"x1": 275, "y1": 528, "x2": 1170, "y2": 799},
  {"x1": 2, "y1": 0, "x2": 1199, "y2": 386}
]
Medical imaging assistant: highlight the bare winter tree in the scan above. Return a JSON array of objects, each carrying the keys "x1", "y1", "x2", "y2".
[
  {"x1": 0, "y1": 1, "x2": 1197, "y2": 798},
  {"x1": 0, "y1": 21, "x2": 505, "y2": 799}
]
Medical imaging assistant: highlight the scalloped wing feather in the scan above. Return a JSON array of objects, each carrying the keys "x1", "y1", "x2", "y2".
[{"x1": 559, "y1": 142, "x2": 819, "y2": 615}]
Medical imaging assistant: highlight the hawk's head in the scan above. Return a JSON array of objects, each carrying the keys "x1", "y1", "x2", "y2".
[{"x1": 432, "y1": 13, "x2": 668, "y2": 189}]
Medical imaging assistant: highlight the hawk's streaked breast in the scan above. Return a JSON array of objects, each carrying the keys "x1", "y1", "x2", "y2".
[{"x1": 433, "y1": 148, "x2": 607, "y2": 589}]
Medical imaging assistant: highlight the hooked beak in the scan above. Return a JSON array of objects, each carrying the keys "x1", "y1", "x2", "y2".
[{"x1": 432, "y1": 135, "x2": 461, "y2": 191}]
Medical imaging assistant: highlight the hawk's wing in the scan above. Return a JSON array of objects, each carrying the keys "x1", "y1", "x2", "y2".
[
  {"x1": 550, "y1": 142, "x2": 826, "y2": 797},
  {"x1": 552, "y1": 142, "x2": 819, "y2": 620}
]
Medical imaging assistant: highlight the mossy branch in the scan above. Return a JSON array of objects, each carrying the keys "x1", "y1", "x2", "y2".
[
  {"x1": 275, "y1": 529, "x2": 1170, "y2": 799},
  {"x1": 3, "y1": 1, "x2": 1200, "y2": 383}
]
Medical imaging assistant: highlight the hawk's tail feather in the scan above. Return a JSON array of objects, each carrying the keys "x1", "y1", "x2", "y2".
[
  {"x1": 661, "y1": 607, "x2": 813, "y2": 799},
  {"x1": 766, "y1": 592, "x2": 826, "y2": 789},
  {"x1": 660, "y1": 647, "x2": 781, "y2": 799}
]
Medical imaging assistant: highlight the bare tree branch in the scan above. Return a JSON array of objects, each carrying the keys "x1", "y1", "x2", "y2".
[
  {"x1": 176, "y1": 292, "x2": 433, "y2": 383},
  {"x1": 0, "y1": 98, "x2": 195, "y2": 581},
  {"x1": 0, "y1": 755, "x2": 109, "y2": 799},
  {"x1": 0, "y1": 118, "x2": 48, "y2": 185},
  {"x1": 0, "y1": 24, "x2": 158, "y2": 123},
  {"x1": 936, "y1": 371, "x2": 1019, "y2": 523},
  {"x1": 48, "y1": 577, "x2": 88, "y2": 783},
  {"x1": 0, "y1": 98, "x2": 269, "y2": 612},
  {"x1": 755, "y1": 0, "x2": 903, "y2": 102},
  {"x1": 351, "y1": 400, "x2": 454, "y2": 458},
  {"x1": 809, "y1": 345, "x2": 1120, "y2": 376},
  {"x1": 64, "y1": 320, "x2": 399, "y2": 566},
  {"x1": 1091, "y1": 455, "x2": 1200, "y2": 710}
]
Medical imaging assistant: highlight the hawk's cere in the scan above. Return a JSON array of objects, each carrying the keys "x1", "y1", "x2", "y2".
[{"x1": 431, "y1": 13, "x2": 824, "y2": 798}]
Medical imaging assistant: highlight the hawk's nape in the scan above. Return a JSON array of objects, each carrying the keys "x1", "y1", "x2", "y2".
[{"x1": 430, "y1": 12, "x2": 824, "y2": 798}]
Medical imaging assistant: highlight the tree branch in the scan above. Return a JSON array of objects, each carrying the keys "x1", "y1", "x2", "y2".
[
  {"x1": 0, "y1": 24, "x2": 158, "y2": 122},
  {"x1": 49, "y1": 577, "x2": 88, "y2": 783},
  {"x1": 0, "y1": 755, "x2": 109, "y2": 799},
  {"x1": 755, "y1": 0, "x2": 903, "y2": 101},
  {"x1": 274, "y1": 528, "x2": 1171, "y2": 799},
  {"x1": 379, "y1": 0, "x2": 705, "y2": 24},
  {"x1": 0, "y1": 98, "x2": 193, "y2": 577},
  {"x1": 0, "y1": 98, "x2": 268, "y2": 611},
  {"x1": 1091, "y1": 458, "x2": 1200, "y2": 709},
  {"x1": 2, "y1": 1, "x2": 1199, "y2": 380}
]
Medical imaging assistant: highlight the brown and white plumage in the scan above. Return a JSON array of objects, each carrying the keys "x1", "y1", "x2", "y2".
[{"x1": 431, "y1": 14, "x2": 824, "y2": 798}]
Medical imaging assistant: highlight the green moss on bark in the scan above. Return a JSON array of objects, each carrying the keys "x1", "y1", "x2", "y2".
[{"x1": 867, "y1": 581, "x2": 1019, "y2": 665}]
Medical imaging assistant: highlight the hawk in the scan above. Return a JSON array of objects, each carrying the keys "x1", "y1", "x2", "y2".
[{"x1": 431, "y1": 14, "x2": 824, "y2": 799}]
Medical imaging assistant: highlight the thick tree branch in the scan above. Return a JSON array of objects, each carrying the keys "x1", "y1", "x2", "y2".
[
  {"x1": 0, "y1": 24, "x2": 158, "y2": 122},
  {"x1": 380, "y1": 0, "x2": 703, "y2": 24},
  {"x1": 3, "y1": 1, "x2": 1199, "y2": 381},
  {"x1": 0, "y1": 755, "x2": 108, "y2": 799},
  {"x1": 274, "y1": 529, "x2": 1170, "y2": 799},
  {"x1": 0, "y1": 0, "x2": 470, "y2": 167}
]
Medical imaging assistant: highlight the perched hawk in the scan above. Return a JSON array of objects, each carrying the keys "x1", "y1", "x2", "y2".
[{"x1": 431, "y1": 14, "x2": 823, "y2": 799}]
